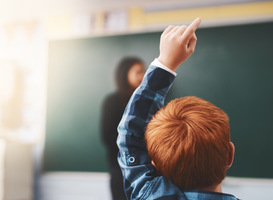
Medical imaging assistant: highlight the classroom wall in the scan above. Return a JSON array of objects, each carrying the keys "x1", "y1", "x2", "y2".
[{"x1": 43, "y1": 21, "x2": 273, "y2": 178}]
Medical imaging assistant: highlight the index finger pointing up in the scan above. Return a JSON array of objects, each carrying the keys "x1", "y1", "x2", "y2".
[{"x1": 182, "y1": 18, "x2": 201, "y2": 42}]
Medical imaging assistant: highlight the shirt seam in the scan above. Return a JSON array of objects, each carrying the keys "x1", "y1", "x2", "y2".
[{"x1": 140, "y1": 177, "x2": 160, "y2": 200}]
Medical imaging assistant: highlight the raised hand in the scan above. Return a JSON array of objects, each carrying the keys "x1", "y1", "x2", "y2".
[{"x1": 158, "y1": 18, "x2": 201, "y2": 71}]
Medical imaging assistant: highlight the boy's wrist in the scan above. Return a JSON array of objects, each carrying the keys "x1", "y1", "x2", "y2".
[{"x1": 151, "y1": 58, "x2": 177, "y2": 76}]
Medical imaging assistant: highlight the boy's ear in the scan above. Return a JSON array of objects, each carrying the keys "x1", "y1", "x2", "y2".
[
  {"x1": 151, "y1": 160, "x2": 156, "y2": 167},
  {"x1": 227, "y1": 142, "x2": 235, "y2": 169}
]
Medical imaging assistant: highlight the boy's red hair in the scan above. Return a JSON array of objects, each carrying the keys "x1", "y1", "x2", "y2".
[{"x1": 145, "y1": 96, "x2": 230, "y2": 189}]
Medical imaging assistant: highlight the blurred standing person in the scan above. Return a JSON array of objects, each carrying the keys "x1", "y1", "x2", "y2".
[{"x1": 101, "y1": 57, "x2": 145, "y2": 200}]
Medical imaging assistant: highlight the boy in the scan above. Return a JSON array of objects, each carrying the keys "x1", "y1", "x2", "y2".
[{"x1": 117, "y1": 18, "x2": 238, "y2": 200}]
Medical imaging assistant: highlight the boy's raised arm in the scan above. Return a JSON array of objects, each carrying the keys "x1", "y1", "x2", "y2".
[{"x1": 117, "y1": 18, "x2": 201, "y2": 199}]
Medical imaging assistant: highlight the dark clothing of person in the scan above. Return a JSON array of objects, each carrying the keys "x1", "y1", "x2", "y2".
[{"x1": 101, "y1": 91, "x2": 130, "y2": 200}]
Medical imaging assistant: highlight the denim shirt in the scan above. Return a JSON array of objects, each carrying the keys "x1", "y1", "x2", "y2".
[{"x1": 117, "y1": 65, "x2": 239, "y2": 200}]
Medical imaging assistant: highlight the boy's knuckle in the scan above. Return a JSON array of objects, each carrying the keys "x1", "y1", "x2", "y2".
[{"x1": 168, "y1": 34, "x2": 175, "y2": 41}]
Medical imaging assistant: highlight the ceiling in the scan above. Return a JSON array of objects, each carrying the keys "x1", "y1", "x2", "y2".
[{"x1": 0, "y1": 0, "x2": 263, "y2": 22}]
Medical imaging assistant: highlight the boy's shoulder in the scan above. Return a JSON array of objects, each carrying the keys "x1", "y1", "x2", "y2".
[{"x1": 141, "y1": 176, "x2": 238, "y2": 200}]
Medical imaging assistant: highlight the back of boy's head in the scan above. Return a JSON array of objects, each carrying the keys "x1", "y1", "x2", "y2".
[{"x1": 145, "y1": 96, "x2": 230, "y2": 190}]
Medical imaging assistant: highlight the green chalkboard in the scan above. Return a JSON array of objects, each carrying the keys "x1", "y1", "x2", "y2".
[{"x1": 44, "y1": 21, "x2": 273, "y2": 178}]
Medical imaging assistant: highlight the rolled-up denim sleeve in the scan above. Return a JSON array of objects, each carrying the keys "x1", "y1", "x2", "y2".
[{"x1": 117, "y1": 64, "x2": 175, "y2": 199}]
